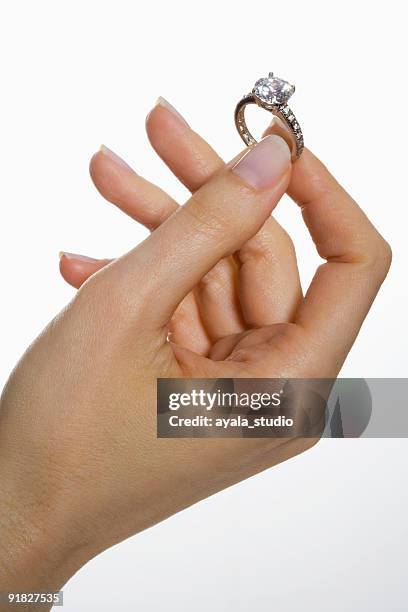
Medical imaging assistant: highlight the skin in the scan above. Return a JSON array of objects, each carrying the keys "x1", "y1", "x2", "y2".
[{"x1": 0, "y1": 101, "x2": 391, "y2": 603}]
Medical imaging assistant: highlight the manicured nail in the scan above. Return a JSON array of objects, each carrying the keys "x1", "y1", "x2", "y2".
[
  {"x1": 267, "y1": 115, "x2": 292, "y2": 133},
  {"x1": 263, "y1": 116, "x2": 297, "y2": 158},
  {"x1": 156, "y1": 96, "x2": 189, "y2": 127},
  {"x1": 100, "y1": 145, "x2": 134, "y2": 172},
  {"x1": 232, "y1": 135, "x2": 291, "y2": 190},
  {"x1": 59, "y1": 252, "x2": 99, "y2": 263}
]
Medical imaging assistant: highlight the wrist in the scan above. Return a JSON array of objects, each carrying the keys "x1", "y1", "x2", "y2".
[
  {"x1": 0, "y1": 470, "x2": 83, "y2": 593},
  {"x1": 0, "y1": 495, "x2": 62, "y2": 592}
]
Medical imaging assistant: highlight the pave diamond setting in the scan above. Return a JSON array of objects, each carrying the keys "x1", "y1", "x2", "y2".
[
  {"x1": 253, "y1": 72, "x2": 295, "y2": 107},
  {"x1": 281, "y1": 105, "x2": 304, "y2": 156}
]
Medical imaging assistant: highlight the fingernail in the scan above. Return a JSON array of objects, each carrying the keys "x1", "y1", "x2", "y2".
[
  {"x1": 59, "y1": 252, "x2": 99, "y2": 263},
  {"x1": 232, "y1": 135, "x2": 291, "y2": 190},
  {"x1": 267, "y1": 115, "x2": 292, "y2": 134},
  {"x1": 100, "y1": 145, "x2": 134, "y2": 172},
  {"x1": 156, "y1": 96, "x2": 189, "y2": 127}
]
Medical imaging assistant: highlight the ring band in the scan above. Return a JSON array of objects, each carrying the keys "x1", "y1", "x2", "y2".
[{"x1": 235, "y1": 72, "x2": 304, "y2": 161}]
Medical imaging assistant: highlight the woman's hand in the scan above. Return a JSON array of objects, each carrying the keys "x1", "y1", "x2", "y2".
[
  {"x1": 0, "y1": 99, "x2": 391, "y2": 594},
  {"x1": 60, "y1": 99, "x2": 304, "y2": 356}
]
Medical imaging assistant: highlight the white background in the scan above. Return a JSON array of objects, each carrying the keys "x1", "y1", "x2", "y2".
[{"x1": 0, "y1": 1, "x2": 407, "y2": 610}]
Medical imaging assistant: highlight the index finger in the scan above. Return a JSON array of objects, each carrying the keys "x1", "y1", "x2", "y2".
[{"x1": 289, "y1": 149, "x2": 392, "y2": 368}]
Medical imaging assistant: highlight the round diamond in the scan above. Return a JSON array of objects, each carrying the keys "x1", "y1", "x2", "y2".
[{"x1": 253, "y1": 76, "x2": 295, "y2": 106}]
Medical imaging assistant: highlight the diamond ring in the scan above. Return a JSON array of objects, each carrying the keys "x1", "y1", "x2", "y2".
[{"x1": 235, "y1": 72, "x2": 304, "y2": 161}]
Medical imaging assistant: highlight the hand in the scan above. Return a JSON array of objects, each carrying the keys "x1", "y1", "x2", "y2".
[
  {"x1": 0, "y1": 99, "x2": 391, "y2": 595},
  {"x1": 60, "y1": 102, "x2": 303, "y2": 357}
]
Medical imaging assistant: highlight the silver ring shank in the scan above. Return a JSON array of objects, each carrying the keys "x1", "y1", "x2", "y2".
[{"x1": 234, "y1": 93, "x2": 304, "y2": 160}]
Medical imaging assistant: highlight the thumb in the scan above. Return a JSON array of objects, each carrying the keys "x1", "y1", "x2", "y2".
[{"x1": 112, "y1": 135, "x2": 292, "y2": 328}]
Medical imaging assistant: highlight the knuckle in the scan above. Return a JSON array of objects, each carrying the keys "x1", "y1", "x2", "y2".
[
  {"x1": 168, "y1": 297, "x2": 193, "y2": 333},
  {"x1": 227, "y1": 347, "x2": 256, "y2": 364},
  {"x1": 240, "y1": 223, "x2": 296, "y2": 264},
  {"x1": 197, "y1": 259, "x2": 231, "y2": 296},
  {"x1": 362, "y1": 234, "x2": 393, "y2": 279},
  {"x1": 268, "y1": 323, "x2": 328, "y2": 377},
  {"x1": 73, "y1": 269, "x2": 146, "y2": 325},
  {"x1": 73, "y1": 274, "x2": 119, "y2": 317},
  {"x1": 184, "y1": 192, "x2": 228, "y2": 240},
  {"x1": 377, "y1": 237, "x2": 393, "y2": 275},
  {"x1": 271, "y1": 321, "x2": 306, "y2": 349},
  {"x1": 330, "y1": 231, "x2": 392, "y2": 283}
]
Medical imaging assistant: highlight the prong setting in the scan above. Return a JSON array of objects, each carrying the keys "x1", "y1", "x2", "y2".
[
  {"x1": 253, "y1": 73, "x2": 295, "y2": 108},
  {"x1": 235, "y1": 72, "x2": 304, "y2": 160}
]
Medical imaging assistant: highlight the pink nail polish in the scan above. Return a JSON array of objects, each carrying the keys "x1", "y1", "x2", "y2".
[
  {"x1": 60, "y1": 252, "x2": 99, "y2": 263},
  {"x1": 100, "y1": 145, "x2": 134, "y2": 172},
  {"x1": 156, "y1": 96, "x2": 189, "y2": 127},
  {"x1": 232, "y1": 135, "x2": 291, "y2": 190}
]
